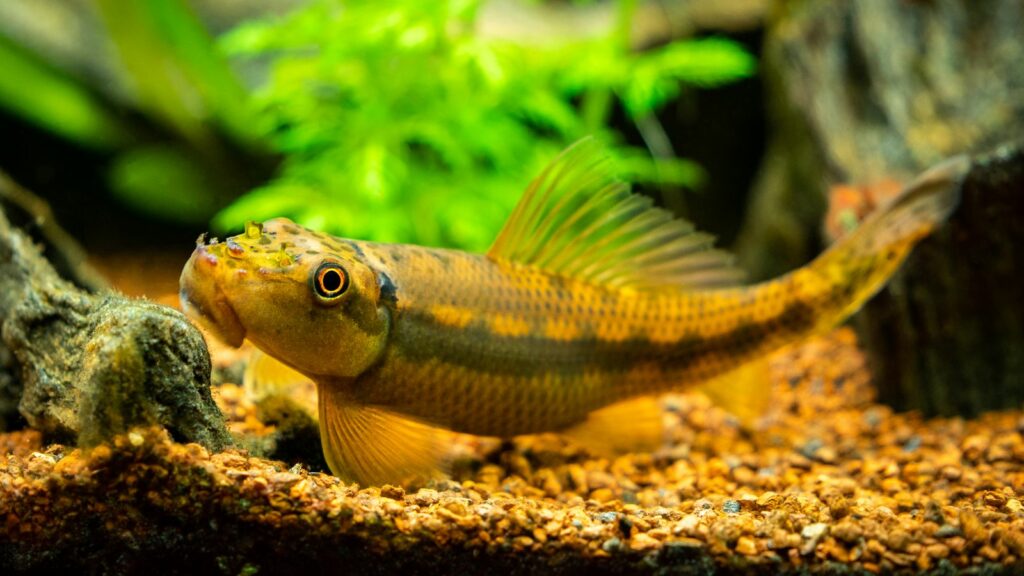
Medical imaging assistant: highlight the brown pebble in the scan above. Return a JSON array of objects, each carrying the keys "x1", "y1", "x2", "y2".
[
  {"x1": 832, "y1": 520, "x2": 862, "y2": 544},
  {"x1": 629, "y1": 533, "x2": 660, "y2": 552},
  {"x1": 588, "y1": 471, "x2": 615, "y2": 490},
  {"x1": 380, "y1": 484, "x2": 405, "y2": 500},
  {"x1": 926, "y1": 543, "x2": 950, "y2": 559},
  {"x1": 981, "y1": 491, "x2": 1007, "y2": 510},
  {"x1": 1002, "y1": 528, "x2": 1024, "y2": 556},
  {"x1": 538, "y1": 470, "x2": 562, "y2": 497},
  {"x1": 415, "y1": 488, "x2": 439, "y2": 506},
  {"x1": 961, "y1": 435, "x2": 988, "y2": 460},
  {"x1": 735, "y1": 536, "x2": 758, "y2": 556},
  {"x1": 567, "y1": 465, "x2": 588, "y2": 493},
  {"x1": 959, "y1": 509, "x2": 987, "y2": 543},
  {"x1": 886, "y1": 529, "x2": 911, "y2": 552}
]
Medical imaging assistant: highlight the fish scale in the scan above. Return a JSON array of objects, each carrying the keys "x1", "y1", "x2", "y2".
[{"x1": 179, "y1": 139, "x2": 968, "y2": 485}]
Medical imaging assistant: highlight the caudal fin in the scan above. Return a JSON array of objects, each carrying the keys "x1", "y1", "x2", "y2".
[{"x1": 795, "y1": 155, "x2": 970, "y2": 330}]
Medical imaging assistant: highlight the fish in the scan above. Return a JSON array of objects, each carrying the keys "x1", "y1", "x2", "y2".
[{"x1": 179, "y1": 139, "x2": 969, "y2": 485}]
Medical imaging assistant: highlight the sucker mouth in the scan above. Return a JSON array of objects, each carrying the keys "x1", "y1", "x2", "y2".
[
  {"x1": 180, "y1": 288, "x2": 246, "y2": 347},
  {"x1": 179, "y1": 247, "x2": 247, "y2": 347}
]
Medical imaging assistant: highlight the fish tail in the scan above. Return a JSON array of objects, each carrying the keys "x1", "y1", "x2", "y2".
[
  {"x1": 678, "y1": 157, "x2": 969, "y2": 422},
  {"x1": 789, "y1": 155, "x2": 969, "y2": 332}
]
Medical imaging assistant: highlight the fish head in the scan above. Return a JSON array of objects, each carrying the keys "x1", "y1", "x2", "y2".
[{"x1": 179, "y1": 218, "x2": 390, "y2": 379}]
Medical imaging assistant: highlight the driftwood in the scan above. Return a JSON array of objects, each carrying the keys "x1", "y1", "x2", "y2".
[
  {"x1": 858, "y1": 144, "x2": 1024, "y2": 416},
  {"x1": 0, "y1": 174, "x2": 229, "y2": 449},
  {"x1": 736, "y1": 1, "x2": 1024, "y2": 415}
]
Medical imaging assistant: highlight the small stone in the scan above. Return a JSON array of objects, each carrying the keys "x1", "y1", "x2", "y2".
[
  {"x1": 735, "y1": 536, "x2": 758, "y2": 556},
  {"x1": 128, "y1": 432, "x2": 144, "y2": 447},
  {"x1": 601, "y1": 537, "x2": 622, "y2": 553},
  {"x1": 511, "y1": 536, "x2": 534, "y2": 550},
  {"x1": 831, "y1": 520, "x2": 862, "y2": 544},
  {"x1": 958, "y1": 509, "x2": 987, "y2": 543},
  {"x1": 567, "y1": 465, "x2": 588, "y2": 492},
  {"x1": 587, "y1": 470, "x2": 615, "y2": 489},
  {"x1": 722, "y1": 500, "x2": 741, "y2": 514},
  {"x1": 673, "y1": 515, "x2": 699, "y2": 535},
  {"x1": 800, "y1": 523, "x2": 829, "y2": 555},
  {"x1": 801, "y1": 523, "x2": 829, "y2": 540},
  {"x1": 756, "y1": 491, "x2": 781, "y2": 509},
  {"x1": 541, "y1": 474, "x2": 562, "y2": 497},
  {"x1": 628, "y1": 532, "x2": 660, "y2": 552},
  {"x1": 886, "y1": 529, "x2": 911, "y2": 552},
  {"x1": 961, "y1": 435, "x2": 988, "y2": 460},
  {"x1": 981, "y1": 491, "x2": 1007, "y2": 509},
  {"x1": 380, "y1": 485, "x2": 405, "y2": 500},
  {"x1": 926, "y1": 543, "x2": 950, "y2": 559},
  {"x1": 1002, "y1": 526, "x2": 1024, "y2": 556},
  {"x1": 414, "y1": 488, "x2": 439, "y2": 506}
]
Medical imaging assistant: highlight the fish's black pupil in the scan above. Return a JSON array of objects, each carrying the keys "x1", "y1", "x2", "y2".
[
  {"x1": 314, "y1": 263, "x2": 348, "y2": 300},
  {"x1": 321, "y1": 269, "x2": 342, "y2": 292}
]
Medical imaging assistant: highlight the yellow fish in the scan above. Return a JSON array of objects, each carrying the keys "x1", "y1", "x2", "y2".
[{"x1": 179, "y1": 140, "x2": 967, "y2": 485}]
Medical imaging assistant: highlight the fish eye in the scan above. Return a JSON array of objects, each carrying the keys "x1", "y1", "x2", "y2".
[{"x1": 313, "y1": 262, "x2": 349, "y2": 301}]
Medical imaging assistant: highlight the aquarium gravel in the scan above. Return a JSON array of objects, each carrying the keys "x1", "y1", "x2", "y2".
[{"x1": 1, "y1": 329, "x2": 1022, "y2": 574}]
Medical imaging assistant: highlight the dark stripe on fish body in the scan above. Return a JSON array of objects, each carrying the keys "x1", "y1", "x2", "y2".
[{"x1": 388, "y1": 296, "x2": 817, "y2": 386}]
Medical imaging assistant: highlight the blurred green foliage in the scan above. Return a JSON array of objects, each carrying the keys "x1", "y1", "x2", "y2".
[
  {"x1": 215, "y1": 0, "x2": 754, "y2": 249},
  {"x1": 0, "y1": 0, "x2": 754, "y2": 250},
  {"x1": 0, "y1": 0, "x2": 266, "y2": 225},
  {"x1": 0, "y1": 35, "x2": 127, "y2": 150},
  {"x1": 94, "y1": 0, "x2": 267, "y2": 223}
]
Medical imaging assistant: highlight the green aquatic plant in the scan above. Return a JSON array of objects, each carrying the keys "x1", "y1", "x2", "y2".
[
  {"x1": 215, "y1": 0, "x2": 755, "y2": 250},
  {"x1": 0, "y1": 0, "x2": 753, "y2": 243}
]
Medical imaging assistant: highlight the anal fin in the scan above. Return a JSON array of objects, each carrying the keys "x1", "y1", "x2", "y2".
[
  {"x1": 562, "y1": 396, "x2": 665, "y2": 457},
  {"x1": 318, "y1": 383, "x2": 451, "y2": 486},
  {"x1": 695, "y1": 357, "x2": 774, "y2": 429}
]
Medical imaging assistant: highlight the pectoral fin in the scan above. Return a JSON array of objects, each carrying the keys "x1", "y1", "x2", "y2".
[
  {"x1": 244, "y1": 349, "x2": 319, "y2": 420},
  {"x1": 317, "y1": 383, "x2": 450, "y2": 486},
  {"x1": 562, "y1": 395, "x2": 665, "y2": 456}
]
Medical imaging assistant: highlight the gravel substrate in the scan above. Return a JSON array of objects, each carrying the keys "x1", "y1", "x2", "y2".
[{"x1": 1, "y1": 329, "x2": 1022, "y2": 574}]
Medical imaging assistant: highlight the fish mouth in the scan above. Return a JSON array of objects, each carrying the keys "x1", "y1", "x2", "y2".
[{"x1": 179, "y1": 247, "x2": 247, "y2": 347}]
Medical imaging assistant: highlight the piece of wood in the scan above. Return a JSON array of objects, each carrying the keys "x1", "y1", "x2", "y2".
[
  {"x1": 735, "y1": 1, "x2": 1024, "y2": 415},
  {"x1": 0, "y1": 175, "x2": 229, "y2": 448},
  {"x1": 858, "y1": 144, "x2": 1024, "y2": 416}
]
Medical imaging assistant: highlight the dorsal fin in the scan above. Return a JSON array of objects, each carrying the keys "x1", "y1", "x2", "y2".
[{"x1": 487, "y1": 138, "x2": 745, "y2": 291}]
